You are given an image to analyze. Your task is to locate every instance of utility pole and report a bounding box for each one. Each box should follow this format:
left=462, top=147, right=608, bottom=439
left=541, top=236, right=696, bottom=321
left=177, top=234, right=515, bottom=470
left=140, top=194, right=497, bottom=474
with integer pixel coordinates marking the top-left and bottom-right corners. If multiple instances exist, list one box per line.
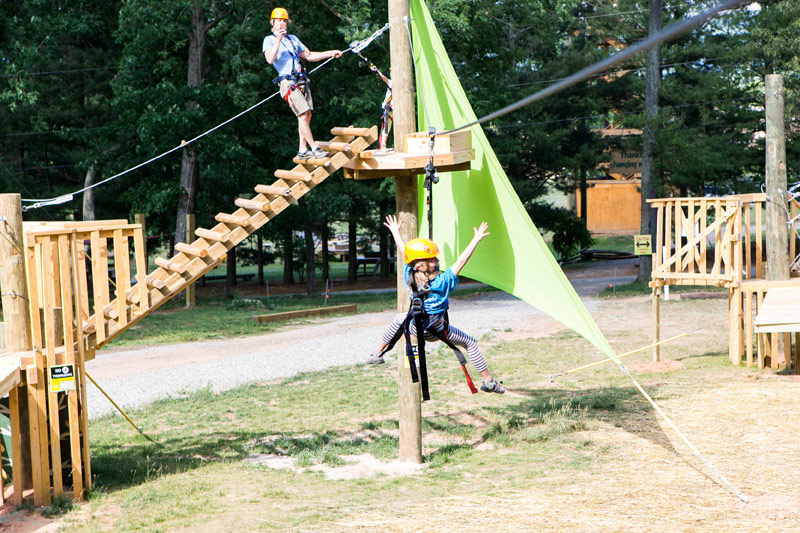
left=637, top=0, right=661, bottom=283
left=765, top=74, right=789, bottom=367
left=389, top=0, right=421, bottom=463
left=0, top=193, right=34, bottom=503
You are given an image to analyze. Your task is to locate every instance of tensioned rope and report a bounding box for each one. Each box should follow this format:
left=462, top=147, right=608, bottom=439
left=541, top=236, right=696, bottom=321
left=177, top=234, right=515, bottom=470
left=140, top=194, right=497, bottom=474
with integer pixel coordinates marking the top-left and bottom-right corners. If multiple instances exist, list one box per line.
left=20, top=23, right=391, bottom=212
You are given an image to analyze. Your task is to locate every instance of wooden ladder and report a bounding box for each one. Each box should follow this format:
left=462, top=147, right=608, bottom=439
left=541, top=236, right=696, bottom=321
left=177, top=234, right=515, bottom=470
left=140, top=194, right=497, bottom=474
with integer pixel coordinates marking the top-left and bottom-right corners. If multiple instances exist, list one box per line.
left=84, top=126, right=378, bottom=351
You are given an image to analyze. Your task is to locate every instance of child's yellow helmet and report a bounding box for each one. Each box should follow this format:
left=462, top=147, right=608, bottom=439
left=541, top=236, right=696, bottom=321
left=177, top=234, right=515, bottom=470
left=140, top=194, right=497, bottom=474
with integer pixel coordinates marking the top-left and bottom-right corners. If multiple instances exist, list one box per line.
left=403, top=238, right=439, bottom=264
left=271, top=7, right=289, bottom=20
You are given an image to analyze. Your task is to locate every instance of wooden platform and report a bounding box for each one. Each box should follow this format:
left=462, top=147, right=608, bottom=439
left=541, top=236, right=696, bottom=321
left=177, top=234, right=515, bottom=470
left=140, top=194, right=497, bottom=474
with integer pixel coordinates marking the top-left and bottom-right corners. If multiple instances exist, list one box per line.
left=342, top=130, right=474, bottom=180
left=755, top=287, right=800, bottom=333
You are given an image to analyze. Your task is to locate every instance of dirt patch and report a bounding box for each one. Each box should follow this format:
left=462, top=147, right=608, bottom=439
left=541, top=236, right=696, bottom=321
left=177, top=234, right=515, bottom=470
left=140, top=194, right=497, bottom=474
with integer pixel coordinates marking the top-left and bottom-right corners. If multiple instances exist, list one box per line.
left=246, top=453, right=426, bottom=480
left=627, top=359, right=683, bottom=373
left=740, top=494, right=800, bottom=520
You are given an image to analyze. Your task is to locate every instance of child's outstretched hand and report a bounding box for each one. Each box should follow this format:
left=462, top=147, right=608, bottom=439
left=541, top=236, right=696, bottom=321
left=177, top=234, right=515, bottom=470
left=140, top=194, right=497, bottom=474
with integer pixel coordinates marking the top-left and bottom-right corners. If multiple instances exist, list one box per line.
left=473, top=222, right=490, bottom=242
left=384, top=214, right=401, bottom=233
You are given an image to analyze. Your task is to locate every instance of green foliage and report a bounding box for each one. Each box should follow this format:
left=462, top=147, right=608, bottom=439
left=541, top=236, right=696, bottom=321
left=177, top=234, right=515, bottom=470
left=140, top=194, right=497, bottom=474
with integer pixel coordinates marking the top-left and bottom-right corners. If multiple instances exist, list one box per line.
left=40, top=494, right=75, bottom=517
left=526, top=202, right=593, bottom=259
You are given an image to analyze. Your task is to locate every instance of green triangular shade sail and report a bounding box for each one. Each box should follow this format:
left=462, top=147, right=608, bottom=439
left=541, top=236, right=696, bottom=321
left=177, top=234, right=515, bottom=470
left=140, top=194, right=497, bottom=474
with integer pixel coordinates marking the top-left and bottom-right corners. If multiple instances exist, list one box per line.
left=409, top=0, right=618, bottom=361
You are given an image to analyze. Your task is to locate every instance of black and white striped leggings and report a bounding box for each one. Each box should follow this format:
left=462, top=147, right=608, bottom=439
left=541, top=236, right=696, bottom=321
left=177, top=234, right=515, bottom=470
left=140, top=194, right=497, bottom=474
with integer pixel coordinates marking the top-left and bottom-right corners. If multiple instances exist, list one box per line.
left=380, top=312, right=488, bottom=372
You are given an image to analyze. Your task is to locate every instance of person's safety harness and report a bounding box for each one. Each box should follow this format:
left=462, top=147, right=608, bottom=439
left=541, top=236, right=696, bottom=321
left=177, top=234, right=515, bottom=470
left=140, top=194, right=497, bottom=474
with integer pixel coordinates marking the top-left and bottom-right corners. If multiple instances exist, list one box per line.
left=377, top=276, right=478, bottom=402
left=271, top=35, right=310, bottom=100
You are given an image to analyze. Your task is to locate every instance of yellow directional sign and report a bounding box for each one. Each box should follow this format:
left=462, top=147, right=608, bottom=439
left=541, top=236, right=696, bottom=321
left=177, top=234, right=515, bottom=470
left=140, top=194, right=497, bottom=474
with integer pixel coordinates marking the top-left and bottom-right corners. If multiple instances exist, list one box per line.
left=634, top=235, right=652, bottom=256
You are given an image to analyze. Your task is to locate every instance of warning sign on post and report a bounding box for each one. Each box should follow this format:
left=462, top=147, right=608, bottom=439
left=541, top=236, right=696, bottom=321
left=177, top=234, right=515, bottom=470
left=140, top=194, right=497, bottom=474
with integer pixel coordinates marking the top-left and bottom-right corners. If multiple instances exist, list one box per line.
left=403, top=344, right=420, bottom=368
left=634, top=235, right=652, bottom=256
left=49, top=364, right=76, bottom=393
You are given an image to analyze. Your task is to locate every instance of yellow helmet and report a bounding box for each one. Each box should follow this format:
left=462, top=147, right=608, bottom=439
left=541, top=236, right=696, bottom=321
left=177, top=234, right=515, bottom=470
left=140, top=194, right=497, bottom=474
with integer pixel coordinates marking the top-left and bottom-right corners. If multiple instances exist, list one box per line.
left=403, top=238, right=439, bottom=264
left=270, top=7, right=289, bottom=20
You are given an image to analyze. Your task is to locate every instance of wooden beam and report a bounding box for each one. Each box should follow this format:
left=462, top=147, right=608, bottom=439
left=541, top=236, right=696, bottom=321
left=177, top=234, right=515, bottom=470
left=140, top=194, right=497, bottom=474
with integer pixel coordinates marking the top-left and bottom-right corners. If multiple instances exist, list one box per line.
left=330, top=126, right=373, bottom=137
left=174, top=241, right=208, bottom=258
left=215, top=213, right=251, bottom=227
left=274, top=169, right=313, bottom=182
left=234, top=198, right=271, bottom=212
left=195, top=227, right=230, bottom=243
left=154, top=257, right=187, bottom=275
left=252, top=305, right=358, bottom=324
left=254, top=184, right=291, bottom=196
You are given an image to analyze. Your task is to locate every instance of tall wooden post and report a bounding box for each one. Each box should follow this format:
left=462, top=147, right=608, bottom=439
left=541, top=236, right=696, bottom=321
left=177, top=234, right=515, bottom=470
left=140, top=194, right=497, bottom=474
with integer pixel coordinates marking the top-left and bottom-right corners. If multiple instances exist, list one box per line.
left=390, top=0, right=421, bottom=463
left=185, top=214, right=196, bottom=307
left=134, top=213, right=147, bottom=263
left=0, top=194, right=34, bottom=503
left=765, top=74, right=789, bottom=367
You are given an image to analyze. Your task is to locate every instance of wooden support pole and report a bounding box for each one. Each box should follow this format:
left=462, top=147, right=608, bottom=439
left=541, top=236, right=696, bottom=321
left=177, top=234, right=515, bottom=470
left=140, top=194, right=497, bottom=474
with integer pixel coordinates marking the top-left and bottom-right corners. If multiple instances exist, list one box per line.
left=765, top=74, right=789, bottom=367
left=652, top=286, right=660, bottom=361
left=390, top=0, right=421, bottom=464
left=185, top=214, right=195, bottom=308
left=0, top=193, right=33, bottom=503
left=134, top=213, right=147, bottom=262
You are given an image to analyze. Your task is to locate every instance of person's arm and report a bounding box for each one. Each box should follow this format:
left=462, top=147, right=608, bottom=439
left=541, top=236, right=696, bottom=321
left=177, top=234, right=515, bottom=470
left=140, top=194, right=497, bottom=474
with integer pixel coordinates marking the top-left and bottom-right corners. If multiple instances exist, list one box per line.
left=384, top=214, right=405, bottom=251
left=370, top=64, right=389, bottom=85
left=449, top=222, right=489, bottom=276
left=264, top=33, right=283, bottom=64
left=299, top=49, right=343, bottom=62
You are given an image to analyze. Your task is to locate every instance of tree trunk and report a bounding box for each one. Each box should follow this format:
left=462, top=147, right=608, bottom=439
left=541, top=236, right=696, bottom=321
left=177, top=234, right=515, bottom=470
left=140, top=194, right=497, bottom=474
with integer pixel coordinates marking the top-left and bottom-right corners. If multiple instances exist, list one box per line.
left=256, top=231, right=264, bottom=283
left=301, top=200, right=315, bottom=296
left=379, top=199, right=390, bottom=278
left=578, top=168, right=587, bottom=222
left=636, top=0, right=662, bottom=282
left=175, top=4, right=207, bottom=246
left=82, top=165, right=96, bottom=221
left=224, top=244, right=237, bottom=299
left=347, top=203, right=358, bottom=282
left=283, top=226, right=294, bottom=284
left=321, top=222, right=330, bottom=283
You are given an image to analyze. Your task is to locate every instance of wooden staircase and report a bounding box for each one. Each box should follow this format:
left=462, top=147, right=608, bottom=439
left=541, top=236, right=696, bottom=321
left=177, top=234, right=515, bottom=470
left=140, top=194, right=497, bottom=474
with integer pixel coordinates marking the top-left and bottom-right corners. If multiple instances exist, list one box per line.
left=85, top=125, right=378, bottom=352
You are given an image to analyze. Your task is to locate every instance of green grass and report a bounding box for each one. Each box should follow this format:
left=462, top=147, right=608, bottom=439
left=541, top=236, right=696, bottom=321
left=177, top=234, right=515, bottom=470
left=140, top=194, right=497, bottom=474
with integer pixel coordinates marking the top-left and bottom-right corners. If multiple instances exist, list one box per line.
left=599, top=280, right=727, bottom=298
left=44, top=293, right=756, bottom=531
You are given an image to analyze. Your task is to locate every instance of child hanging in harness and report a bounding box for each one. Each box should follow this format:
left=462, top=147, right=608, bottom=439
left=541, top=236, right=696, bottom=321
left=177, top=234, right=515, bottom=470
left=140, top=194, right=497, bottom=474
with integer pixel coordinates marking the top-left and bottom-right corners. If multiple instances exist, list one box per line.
left=368, top=214, right=505, bottom=395
left=369, top=64, right=392, bottom=151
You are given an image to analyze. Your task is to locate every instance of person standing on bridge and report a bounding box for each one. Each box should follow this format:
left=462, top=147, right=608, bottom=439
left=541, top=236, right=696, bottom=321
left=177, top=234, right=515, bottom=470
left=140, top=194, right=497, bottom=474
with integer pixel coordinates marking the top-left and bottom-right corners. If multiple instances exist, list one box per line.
left=263, top=7, right=342, bottom=160
left=368, top=215, right=505, bottom=394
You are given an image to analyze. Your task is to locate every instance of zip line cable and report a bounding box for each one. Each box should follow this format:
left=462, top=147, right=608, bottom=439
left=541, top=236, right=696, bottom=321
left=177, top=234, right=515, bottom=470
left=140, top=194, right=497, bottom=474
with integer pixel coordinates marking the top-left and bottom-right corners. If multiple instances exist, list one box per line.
left=436, top=0, right=748, bottom=137
left=20, top=23, right=392, bottom=212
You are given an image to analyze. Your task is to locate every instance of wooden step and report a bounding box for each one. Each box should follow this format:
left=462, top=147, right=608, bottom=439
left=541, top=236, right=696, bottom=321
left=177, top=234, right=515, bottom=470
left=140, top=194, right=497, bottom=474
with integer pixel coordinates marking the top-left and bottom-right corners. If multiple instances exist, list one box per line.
left=146, top=276, right=166, bottom=290
left=331, top=126, right=373, bottom=137
left=317, top=141, right=351, bottom=153
left=196, top=228, right=230, bottom=243
left=175, top=242, right=209, bottom=258
left=215, top=213, right=252, bottom=227
left=255, top=184, right=291, bottom=196
left=234, top=198, right=270, bottom=212
left=292, top=156, right=332, bottom=167
left=155, top=257, right=187, bottom=274
left=274, top=169, right=312, bottom=182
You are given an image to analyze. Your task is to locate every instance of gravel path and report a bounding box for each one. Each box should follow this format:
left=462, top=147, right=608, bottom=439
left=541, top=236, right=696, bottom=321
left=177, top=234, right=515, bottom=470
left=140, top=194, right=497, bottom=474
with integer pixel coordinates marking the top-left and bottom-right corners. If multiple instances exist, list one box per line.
left=85, top=270, right=635, bottom=418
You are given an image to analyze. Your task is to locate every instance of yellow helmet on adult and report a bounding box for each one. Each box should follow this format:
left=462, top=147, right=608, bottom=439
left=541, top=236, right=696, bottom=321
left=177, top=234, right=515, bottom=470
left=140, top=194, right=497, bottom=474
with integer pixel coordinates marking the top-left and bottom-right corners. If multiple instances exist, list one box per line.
left=403, top=238, right=439, bottom=264
left=271, top=7, right=289, bottom=20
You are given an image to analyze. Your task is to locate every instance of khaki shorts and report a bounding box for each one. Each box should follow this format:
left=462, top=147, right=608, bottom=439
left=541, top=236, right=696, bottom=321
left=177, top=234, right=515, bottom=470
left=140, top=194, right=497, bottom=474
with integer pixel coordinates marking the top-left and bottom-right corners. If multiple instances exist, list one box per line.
left=279, top=79, right=313, bottom=116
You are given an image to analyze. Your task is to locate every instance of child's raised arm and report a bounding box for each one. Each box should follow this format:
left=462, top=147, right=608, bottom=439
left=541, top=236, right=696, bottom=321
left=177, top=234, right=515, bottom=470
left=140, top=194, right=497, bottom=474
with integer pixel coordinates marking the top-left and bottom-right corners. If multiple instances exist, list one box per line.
left=384, top=214, right=405, bottom=250
left=450, top=222, right=489, bottom=276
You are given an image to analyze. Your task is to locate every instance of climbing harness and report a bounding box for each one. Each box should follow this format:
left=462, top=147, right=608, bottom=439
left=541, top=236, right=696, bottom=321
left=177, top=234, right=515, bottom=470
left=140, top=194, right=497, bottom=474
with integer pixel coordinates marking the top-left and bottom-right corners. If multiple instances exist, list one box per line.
left=377, top=276, right=478, bottom=402
left=271, top=34, right=311, bottom=102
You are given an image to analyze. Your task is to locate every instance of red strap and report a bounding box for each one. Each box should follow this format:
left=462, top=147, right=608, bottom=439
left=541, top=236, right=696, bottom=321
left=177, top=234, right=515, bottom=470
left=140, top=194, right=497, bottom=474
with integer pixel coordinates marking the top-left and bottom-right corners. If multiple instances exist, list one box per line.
left=282, top=84, right=296, bottom=103
left=462, top=365, right=477, bottom=394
